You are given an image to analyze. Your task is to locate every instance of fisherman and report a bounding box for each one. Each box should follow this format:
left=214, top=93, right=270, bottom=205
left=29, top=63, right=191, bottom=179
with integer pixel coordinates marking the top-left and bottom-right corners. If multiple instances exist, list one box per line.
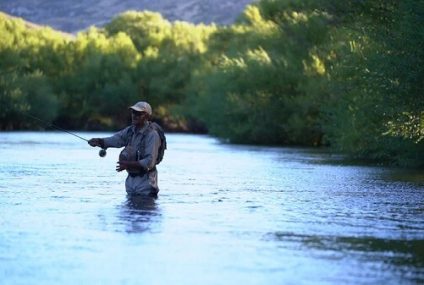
left=88, top=101, right=161, bottom=196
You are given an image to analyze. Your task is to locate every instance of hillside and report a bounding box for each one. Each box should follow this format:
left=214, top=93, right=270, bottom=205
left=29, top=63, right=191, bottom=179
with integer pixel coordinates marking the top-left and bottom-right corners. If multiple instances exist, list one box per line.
left=0, top=0, right=255, bottom=33
left=0, top=11, right=74, bottom=38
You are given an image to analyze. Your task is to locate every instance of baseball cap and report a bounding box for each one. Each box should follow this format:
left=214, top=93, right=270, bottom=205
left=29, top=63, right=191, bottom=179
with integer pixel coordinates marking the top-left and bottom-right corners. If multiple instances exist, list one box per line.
left=129, top=101, right=152, bottom=116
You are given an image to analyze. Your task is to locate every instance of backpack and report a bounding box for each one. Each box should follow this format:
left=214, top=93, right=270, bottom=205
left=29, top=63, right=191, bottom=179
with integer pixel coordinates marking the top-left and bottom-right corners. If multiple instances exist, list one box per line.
left=149, top=122, right=167, bottom=164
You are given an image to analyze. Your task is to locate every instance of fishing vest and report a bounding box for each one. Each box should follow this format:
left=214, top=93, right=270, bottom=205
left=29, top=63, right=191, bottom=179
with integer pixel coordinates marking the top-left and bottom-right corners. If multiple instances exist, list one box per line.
left=119, top=122, right=166, bottom=176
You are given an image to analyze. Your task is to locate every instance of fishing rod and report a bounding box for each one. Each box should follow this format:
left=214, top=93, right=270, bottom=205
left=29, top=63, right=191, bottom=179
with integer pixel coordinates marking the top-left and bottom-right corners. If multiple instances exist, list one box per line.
left=24, top=113, right=107, bottom=157
left=25, top=113, right=88, bottom=142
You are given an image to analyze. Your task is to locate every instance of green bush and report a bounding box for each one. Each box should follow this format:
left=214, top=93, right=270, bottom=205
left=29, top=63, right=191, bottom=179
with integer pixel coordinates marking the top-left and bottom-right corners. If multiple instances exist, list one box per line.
left=0, top=2, right=422, bottom=167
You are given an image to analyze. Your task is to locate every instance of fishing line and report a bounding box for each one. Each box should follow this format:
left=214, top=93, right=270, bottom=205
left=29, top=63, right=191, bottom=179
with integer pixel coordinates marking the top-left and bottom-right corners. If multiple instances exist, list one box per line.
left=24, top=113, right=88, bottom=142
left=24, top=112, right=107, bottom=157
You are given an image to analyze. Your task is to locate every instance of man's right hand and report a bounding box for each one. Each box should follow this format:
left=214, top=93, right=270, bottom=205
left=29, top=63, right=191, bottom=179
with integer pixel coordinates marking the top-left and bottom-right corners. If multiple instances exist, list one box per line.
left=88, top=138, right=102, bottom=147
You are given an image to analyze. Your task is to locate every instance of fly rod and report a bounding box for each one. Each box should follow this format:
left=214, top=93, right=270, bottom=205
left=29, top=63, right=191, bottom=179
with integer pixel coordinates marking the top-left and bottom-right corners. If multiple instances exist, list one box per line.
left=24, top=113, right=107, bottom=157
left=25, top=113, right=88, bottom=142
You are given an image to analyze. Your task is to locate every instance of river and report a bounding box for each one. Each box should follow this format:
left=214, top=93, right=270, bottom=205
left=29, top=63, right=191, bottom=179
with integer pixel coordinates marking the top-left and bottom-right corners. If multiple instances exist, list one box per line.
left=0, top=132, right=423, bottom=284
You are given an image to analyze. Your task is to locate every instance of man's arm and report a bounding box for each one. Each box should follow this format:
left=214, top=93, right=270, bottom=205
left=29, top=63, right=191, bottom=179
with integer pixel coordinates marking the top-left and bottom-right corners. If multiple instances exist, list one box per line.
left=88, top=127, right=131, bottom=149
left=138, top=130, right=160, bottom=170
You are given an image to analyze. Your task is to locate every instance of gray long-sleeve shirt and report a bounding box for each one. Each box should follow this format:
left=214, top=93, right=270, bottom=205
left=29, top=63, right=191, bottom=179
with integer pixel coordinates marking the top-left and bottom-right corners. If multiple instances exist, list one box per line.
left=102, top=121, right=161, bottom=194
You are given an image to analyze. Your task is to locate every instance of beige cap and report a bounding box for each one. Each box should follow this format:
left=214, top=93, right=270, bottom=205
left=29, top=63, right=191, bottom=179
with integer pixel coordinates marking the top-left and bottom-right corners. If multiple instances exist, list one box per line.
left=129, top=101, right=152, bottom=115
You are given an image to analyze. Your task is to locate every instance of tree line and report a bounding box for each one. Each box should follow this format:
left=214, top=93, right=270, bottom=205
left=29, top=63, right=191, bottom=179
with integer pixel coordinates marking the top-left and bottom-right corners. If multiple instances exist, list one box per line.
left=0, top=0, right=423, bottom=167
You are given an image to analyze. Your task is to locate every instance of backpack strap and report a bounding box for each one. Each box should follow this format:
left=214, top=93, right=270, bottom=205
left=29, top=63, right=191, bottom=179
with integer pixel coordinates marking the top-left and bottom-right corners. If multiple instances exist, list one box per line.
left=125, top=126, right=135, bottom=147
left=139, top=122, right=156, bottom=159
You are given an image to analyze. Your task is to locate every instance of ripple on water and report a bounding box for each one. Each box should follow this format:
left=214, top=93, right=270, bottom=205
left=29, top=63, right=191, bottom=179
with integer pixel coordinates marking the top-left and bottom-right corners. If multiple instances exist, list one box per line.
left=0, top=132, right=423, bottom=285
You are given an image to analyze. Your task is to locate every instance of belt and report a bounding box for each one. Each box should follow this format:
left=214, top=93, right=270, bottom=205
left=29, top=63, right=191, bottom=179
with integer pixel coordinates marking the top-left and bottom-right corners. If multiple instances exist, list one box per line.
left=128, top=166, right=156, bottom=177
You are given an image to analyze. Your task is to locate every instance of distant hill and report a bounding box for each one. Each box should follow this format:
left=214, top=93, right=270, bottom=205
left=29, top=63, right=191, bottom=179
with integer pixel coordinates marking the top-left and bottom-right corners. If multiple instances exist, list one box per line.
left=0, top=11, right=75, bottom=39
left=0, top=0, right=256, bottom=33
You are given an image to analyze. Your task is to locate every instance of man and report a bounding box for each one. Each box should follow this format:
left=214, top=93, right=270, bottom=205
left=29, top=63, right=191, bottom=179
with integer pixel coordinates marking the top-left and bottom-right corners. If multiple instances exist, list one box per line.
left=88, top=101, right=161, bottom=196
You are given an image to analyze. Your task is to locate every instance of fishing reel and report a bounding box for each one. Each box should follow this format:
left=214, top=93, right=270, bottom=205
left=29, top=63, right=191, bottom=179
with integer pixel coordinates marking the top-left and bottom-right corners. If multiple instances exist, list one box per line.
left=99, top=148, right=107, bottom=157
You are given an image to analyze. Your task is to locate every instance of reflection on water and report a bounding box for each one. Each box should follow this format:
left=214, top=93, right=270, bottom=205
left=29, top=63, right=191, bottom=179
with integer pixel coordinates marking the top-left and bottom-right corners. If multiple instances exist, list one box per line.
left=267, top=232, right=424, bottom=268
left=382, top=169, right=424, bottom=183
left=118, top=195, right=161, bottom=234
left=0, top=132, right=423, bottom=285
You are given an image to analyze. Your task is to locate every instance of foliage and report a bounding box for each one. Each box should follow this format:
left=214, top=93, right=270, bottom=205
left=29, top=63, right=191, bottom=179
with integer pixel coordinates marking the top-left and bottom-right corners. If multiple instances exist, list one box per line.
left=322, top=0, right=424, bottom=166
left=0, top=13, right=64, bottom=129
left=0, top=2, right=422, bottom=167
left=183, top=2, right=330, bottom=145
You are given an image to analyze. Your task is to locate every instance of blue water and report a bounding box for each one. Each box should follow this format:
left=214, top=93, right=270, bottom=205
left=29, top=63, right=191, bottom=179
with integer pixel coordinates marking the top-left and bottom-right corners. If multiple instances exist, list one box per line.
left=0, top=132, right=423, bottom=284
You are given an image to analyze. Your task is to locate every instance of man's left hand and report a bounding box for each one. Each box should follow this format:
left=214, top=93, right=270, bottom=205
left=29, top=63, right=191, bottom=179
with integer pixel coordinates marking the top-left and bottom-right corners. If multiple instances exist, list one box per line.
left=116, top=161, right=141, bottom=172
left=116, top=161, right=127, bottom=172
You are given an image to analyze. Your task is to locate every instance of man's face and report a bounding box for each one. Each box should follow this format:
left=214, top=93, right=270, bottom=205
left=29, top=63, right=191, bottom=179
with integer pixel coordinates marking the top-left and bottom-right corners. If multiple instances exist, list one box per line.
left=131, top=110, right=147, bottom=126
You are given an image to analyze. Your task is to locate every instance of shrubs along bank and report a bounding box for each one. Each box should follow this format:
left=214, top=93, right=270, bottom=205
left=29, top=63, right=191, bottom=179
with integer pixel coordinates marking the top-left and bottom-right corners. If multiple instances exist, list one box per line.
left=0, top=0, right=422, bottom=167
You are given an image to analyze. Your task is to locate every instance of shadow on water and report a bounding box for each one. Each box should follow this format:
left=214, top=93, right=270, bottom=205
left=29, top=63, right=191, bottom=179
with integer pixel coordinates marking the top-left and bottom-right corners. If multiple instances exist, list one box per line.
left=265, top=231, right=424, bottom=281
left=118, top=195, right=161, bottom=234
left=380, top=169, right=424, bottom=184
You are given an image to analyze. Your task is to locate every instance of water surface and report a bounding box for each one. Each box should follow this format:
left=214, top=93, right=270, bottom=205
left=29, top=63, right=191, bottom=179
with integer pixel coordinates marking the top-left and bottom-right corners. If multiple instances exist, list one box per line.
left=0, top=132, right=423, bottom=284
